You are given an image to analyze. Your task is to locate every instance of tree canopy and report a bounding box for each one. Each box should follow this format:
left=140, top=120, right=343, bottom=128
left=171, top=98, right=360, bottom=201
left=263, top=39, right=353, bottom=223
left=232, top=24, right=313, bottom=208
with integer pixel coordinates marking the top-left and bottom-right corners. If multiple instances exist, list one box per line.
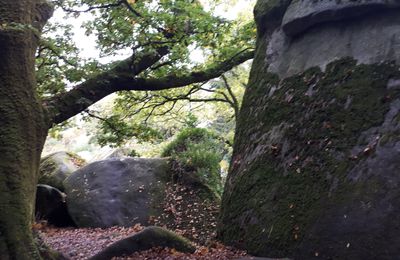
left=37, top=0, right=255, bottom=130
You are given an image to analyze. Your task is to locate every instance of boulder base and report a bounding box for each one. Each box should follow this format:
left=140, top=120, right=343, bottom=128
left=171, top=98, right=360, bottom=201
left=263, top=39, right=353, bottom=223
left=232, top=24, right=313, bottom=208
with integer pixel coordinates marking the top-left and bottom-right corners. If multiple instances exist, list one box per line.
left=35, top=184, right=75, bottom=227
left=89, top=226, right=195, bottom=260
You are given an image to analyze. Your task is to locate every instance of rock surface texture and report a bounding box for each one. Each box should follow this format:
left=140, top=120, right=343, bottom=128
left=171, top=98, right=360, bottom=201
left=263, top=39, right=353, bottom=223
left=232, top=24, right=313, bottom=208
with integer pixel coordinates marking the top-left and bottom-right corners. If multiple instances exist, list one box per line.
left=64, top=158, right=169, bottom=228
left=218, top=1, right=400, bottom=259
left=35, top=184, right=75, bottom=227
left=39, top=151, right=84, bottom=191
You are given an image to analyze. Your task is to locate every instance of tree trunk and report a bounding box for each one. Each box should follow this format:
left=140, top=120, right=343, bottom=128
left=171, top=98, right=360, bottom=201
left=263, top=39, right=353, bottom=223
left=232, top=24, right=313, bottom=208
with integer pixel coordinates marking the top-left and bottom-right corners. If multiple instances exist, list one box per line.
left=0, top=1, right=50, bottom=259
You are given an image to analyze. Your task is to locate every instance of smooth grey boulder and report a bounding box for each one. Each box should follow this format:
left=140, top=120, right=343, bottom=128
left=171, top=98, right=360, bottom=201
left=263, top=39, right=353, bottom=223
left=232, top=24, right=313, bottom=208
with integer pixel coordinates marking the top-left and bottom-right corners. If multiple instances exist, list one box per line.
left=35, top=184, right=75, bottom=227
left=39, top=151, right=84, bottom=191
left=89, top=226, right=195, bottom=260
left=64, top=158, right=169, bottom=228
left=282, top=0, right=400, bottom=36
left=266, top=9, right=400, bottom=78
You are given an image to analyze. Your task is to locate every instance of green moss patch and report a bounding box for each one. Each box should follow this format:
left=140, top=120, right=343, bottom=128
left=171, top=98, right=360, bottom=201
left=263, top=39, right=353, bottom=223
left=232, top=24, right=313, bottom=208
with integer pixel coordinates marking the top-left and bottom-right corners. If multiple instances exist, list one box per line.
left=219, top=57, right=400, bottom=257
left=162, top=128, right=225, bottom=199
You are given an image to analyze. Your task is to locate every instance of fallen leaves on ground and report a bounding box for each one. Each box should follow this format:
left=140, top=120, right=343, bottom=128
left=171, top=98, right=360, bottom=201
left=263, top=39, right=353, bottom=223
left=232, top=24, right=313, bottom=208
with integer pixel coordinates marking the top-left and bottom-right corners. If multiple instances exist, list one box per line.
left=38, top=182, right=245, bottom=259
left=149, top=182, right=220, bottom=244
left=38, top=225, right=247, bottom=260
left=38, top=225, right=144, bottom=259
left=113, top=245, right=247, bottom=259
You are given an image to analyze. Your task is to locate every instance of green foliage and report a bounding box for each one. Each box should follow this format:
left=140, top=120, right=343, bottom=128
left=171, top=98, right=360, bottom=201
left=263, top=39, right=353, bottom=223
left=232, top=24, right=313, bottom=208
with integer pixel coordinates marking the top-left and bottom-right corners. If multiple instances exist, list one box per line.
left=162, top=128, right=221, bottom=156
left=36, top=21, right=102, bottom=98
left=128, top=149, right=141, bottom=157
left=51, top=0, right=255, bottom=78
left=161, top=128, right=225, bottom=197
left=183, top=113, right=199, bottom=128
left=38, top=0, right=256, bottom=94
left=40, top=0, right=255, bottom=155
left=47, top=120, right=74, bottom=140
left=87, top=114, right=162, bottom=147
left=96, top=63, right=249, bottom=147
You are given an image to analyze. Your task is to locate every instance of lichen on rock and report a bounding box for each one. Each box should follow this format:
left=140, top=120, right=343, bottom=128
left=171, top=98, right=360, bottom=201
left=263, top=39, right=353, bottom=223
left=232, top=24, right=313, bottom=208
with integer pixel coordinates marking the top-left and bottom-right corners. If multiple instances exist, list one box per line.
left=39, top=151, right=85, bottom=191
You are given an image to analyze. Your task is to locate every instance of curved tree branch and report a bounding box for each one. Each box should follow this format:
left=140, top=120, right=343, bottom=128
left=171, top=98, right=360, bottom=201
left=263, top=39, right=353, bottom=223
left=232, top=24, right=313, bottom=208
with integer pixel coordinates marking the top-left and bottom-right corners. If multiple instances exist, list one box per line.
left=45, top=46, right=169, bottom=124
left=45, top=49, right=254, bottom=125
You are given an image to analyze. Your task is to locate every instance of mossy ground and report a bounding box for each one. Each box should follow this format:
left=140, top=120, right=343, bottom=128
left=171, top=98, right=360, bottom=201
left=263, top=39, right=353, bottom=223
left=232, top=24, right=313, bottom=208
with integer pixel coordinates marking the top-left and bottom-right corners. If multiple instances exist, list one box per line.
left=219, top=56, right=400, bottom=257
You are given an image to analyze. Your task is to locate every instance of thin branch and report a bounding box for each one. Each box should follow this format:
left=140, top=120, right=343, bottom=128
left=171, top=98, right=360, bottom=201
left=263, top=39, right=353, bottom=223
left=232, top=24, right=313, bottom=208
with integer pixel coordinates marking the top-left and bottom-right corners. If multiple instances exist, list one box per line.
left=37, top=40, right=78, bottom=67
left=57, top=1, right=124, bottom=13
left=121, top=0, right=143, bottom=18
left=221, top=74, right=239, bottom=119
left=149, top=61, right=174, bottom=71
left=132, top=40, right=179, bottom=52
left=85, top=110, right=125, bottom=138
left=154, top=101, right=178, bottom=117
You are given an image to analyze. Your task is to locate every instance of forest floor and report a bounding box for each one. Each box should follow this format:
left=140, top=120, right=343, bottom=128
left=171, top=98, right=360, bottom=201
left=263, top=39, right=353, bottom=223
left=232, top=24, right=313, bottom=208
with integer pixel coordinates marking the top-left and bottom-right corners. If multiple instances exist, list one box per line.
left=36, top=183, right=250, bottom=259
left=37, top=225, right=248, bottom=259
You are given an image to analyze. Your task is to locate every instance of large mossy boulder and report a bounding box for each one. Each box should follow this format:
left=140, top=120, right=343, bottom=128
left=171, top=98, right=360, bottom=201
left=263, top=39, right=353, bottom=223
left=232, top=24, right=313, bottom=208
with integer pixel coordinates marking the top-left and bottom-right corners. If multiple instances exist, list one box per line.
left=64, top=158, right=169, bottom=227
left=39, top=151, right=85, bottom=191
left=218, top=1, right=400, bottom=259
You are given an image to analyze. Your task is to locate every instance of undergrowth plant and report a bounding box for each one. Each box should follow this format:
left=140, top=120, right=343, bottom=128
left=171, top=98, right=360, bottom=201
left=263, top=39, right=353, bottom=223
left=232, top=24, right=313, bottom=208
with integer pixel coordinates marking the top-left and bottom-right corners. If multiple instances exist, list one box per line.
left=161, top=128, right=225, bottom=198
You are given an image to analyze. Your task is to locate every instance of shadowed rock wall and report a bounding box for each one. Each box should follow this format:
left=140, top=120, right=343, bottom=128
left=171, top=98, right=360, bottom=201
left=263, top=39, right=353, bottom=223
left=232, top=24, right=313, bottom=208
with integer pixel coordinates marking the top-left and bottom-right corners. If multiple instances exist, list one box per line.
left=218, top=1, right=400, bottom=259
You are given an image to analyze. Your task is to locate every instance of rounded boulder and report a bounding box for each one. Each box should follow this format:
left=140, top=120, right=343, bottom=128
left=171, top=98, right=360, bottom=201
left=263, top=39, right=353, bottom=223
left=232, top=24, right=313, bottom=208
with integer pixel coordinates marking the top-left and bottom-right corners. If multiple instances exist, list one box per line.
left=64, top=158, right=168, bottom=228
left=39, top=151, right=85, bottom=191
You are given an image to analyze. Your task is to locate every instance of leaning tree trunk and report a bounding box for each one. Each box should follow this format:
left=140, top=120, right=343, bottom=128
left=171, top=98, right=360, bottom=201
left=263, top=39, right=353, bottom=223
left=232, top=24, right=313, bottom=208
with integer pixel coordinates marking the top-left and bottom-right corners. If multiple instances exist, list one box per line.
left=0, top=1, right=51, bottom=259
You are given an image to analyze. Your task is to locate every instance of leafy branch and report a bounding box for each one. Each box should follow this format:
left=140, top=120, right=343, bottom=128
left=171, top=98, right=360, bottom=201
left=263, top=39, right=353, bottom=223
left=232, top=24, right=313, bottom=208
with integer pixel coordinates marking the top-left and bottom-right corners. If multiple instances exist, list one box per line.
left=45, top=48, right=254, bottom=125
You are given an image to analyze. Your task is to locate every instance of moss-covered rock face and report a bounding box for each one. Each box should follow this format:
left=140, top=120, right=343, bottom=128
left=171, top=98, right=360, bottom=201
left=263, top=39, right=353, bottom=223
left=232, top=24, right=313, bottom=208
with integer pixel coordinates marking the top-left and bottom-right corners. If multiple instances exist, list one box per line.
left=39, top=151, right=85, bottom=191
left=218, top=1, right=400, bottom=259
